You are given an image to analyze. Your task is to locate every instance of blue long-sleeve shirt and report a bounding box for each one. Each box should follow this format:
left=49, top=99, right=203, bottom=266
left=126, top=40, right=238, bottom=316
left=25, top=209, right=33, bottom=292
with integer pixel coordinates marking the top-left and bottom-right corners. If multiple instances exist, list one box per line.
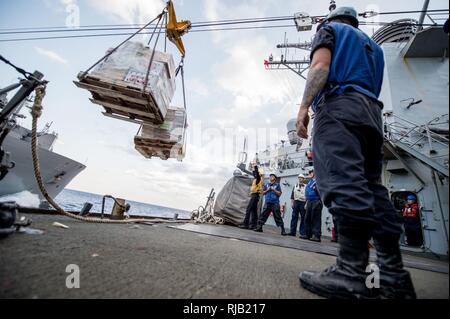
left=305, top=179, right=320, bottom=201
left=264, top=182, right=282, bottom=204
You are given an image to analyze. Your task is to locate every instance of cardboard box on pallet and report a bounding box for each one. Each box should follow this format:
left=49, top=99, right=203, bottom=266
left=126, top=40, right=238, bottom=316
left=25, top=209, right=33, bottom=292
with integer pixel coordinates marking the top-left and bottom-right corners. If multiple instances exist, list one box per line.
left=87, top=41, right=176, bottom=121
left=134, top=107, right=187, bottom=161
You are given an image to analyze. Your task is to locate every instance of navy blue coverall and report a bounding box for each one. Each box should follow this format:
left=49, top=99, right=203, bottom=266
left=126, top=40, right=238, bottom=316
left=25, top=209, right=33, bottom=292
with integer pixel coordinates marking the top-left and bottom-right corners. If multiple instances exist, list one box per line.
left=310, top=22, right=403, bottom=239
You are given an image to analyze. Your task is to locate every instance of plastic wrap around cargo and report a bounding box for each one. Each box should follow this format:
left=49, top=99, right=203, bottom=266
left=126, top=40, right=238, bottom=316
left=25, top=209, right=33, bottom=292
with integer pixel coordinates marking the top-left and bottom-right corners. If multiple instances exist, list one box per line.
left=82, top=41, right=176, bottom=121
left=134, top=107, right=187, bottom=161
left=139, top=108, right=186, bottom=143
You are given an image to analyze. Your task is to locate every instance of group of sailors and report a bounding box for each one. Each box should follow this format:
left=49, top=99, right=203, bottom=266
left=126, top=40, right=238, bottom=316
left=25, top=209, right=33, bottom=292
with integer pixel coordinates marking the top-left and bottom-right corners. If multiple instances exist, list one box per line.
left=239, top=165, right=326, bottom=243
left=239, top=164, right=423, bottom=248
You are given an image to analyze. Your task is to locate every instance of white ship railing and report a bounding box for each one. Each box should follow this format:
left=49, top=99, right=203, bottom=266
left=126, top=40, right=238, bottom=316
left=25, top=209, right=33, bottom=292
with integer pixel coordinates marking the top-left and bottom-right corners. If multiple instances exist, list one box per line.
left=384, top=113, right=449, bottom=176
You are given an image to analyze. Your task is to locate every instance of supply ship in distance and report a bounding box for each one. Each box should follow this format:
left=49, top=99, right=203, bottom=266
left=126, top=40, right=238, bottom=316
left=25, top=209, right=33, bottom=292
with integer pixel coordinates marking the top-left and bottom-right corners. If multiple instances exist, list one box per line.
left=0, top=95, right=86, bottom=202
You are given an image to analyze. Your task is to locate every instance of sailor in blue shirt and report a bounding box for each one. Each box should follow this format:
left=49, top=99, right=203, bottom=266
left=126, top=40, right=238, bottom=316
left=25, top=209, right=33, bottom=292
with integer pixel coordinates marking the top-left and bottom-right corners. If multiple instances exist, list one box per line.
left=296, top=7, right=415, bottom=299
left=304, top=171, right=323, bottom=242
left=254, top=173, right=287, bottom=236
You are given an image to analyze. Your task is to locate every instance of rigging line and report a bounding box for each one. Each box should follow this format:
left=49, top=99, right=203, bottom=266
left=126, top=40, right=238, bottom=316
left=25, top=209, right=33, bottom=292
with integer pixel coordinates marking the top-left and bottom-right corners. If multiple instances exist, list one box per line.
left=191, top=17, right=294, bottom=28
left=164, top=13, right=168, bottom=53
left=146, top=12, right=164, bottom=46
left=192, top=9, right=449, bottom=27
left=0, top=24, right=298, bottom=42
left=359, top=21, right=441, bottom=26
left=0, top=15, right=296, bottom=33
left=376, top=8, right=449, bottom=16
left=81, top=11, right=165, bottom=76
left=143, top=13, right=165, bottom=93
left=0, top=8, right=448, bottom=33
left=0, top=21, right=445, bottom=43
left=0, top=26, right=166, bottom=35
left=1, top=9, right=448, bottom=35
left=0, top=20, right=442, bottom=37
left=0, top=17, right=296, bottom=35
left=0, top=54, right=33, bottom=79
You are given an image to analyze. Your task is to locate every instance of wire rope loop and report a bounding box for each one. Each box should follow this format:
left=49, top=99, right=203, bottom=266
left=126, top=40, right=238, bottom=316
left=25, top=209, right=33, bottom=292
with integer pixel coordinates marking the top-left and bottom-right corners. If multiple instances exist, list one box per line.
left=81, top=9, right=167, bottom=78
left=0, top=54, right=33, bottom=80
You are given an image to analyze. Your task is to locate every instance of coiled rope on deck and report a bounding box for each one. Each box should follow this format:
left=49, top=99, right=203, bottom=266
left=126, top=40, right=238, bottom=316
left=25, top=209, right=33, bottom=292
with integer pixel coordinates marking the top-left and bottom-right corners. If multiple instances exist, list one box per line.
left=30, top=85, right=149, bottom=224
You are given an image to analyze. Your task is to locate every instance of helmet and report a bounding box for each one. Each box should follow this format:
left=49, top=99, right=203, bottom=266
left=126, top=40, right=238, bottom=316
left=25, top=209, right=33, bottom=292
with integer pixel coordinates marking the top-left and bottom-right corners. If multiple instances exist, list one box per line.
left=326, top=7, right=359, bottom=28
left=298, top=174, right=306, bottom=179
left=407, top=195, right=417, bottom=202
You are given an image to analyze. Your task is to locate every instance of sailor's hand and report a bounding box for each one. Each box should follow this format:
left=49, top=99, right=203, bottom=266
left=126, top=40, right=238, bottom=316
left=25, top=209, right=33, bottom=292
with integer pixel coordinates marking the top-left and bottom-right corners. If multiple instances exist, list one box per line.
left=297, top=106, right=310, bottom=139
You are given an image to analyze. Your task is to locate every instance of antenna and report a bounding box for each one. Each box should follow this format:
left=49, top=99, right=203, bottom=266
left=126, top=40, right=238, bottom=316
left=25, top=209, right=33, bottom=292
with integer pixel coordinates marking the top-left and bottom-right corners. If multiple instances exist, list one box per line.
left=418, top=0, right=430, bottom=31
left=238, top=137, right=248, bottom=165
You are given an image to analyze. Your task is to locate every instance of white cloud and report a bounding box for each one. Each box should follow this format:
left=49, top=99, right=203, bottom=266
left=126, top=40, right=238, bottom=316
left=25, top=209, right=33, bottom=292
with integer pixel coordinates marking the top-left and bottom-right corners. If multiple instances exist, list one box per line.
left=60, top=0, right=76, bottom=5
left=119, top=154, right=232, bottom=210
left=88, top=0, right=166, bottom=25
left=34, top=47, right=69, bottom=65
left=203, top=0, right=304, bottom=127
left=189, top=78, right=209, bottom=96
left=42, top=0, right=77, bottom=12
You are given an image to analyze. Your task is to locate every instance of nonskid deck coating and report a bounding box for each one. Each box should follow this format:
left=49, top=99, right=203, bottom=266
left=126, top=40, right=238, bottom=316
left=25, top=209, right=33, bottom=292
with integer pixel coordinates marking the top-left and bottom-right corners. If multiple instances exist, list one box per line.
left=0, top=214, right=448, bottom=299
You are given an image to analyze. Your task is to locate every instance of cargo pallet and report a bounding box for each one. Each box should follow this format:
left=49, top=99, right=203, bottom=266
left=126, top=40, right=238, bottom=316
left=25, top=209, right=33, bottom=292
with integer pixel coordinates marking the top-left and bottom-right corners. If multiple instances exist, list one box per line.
left=74, top=73, right=165, bottom=125
left=134, top=136, right=184, bottom=161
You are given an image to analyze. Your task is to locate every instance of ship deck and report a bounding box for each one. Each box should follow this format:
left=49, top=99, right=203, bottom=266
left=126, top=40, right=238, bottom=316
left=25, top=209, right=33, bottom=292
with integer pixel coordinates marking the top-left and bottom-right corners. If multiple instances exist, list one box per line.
left=0, top=213, right=448, bottom=299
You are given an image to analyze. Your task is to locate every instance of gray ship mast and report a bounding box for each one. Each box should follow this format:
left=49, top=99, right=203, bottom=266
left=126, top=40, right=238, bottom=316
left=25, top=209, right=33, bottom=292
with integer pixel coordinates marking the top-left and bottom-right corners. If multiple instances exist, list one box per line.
left=264, top=1, right=338, bottom=78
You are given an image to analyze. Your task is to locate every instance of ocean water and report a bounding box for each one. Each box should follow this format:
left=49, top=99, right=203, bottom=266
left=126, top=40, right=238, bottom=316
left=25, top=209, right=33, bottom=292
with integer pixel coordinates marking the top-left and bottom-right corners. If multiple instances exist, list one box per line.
left=55, top=189, right=191, bottom=219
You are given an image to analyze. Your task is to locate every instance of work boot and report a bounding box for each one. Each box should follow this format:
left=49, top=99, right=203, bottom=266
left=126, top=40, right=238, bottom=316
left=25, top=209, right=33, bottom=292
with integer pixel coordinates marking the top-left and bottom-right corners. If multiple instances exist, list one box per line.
left=238, top=224, right=249, bottom=230
left=280, top=226, right=287, bottom=236
left=253, top=225, right=263, bottom=233
left=299, top=233, right=377, bottom=299
left=310, top=235, right=321, bottom=242
left=373, top=237, right=417, bottom=299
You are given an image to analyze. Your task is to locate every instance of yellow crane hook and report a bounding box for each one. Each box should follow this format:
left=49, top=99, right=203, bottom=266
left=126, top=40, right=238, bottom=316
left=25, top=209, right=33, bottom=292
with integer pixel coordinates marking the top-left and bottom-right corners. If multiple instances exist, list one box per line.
left=166, top=0, right=191, bottom=57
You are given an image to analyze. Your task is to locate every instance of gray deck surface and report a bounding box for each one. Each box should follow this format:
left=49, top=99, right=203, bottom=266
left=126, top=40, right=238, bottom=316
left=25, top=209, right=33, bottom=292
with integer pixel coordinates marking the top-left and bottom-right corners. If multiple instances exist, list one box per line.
left=0, top=214, right=448, bottom=299
left=172, top=224, right=449, bottom=274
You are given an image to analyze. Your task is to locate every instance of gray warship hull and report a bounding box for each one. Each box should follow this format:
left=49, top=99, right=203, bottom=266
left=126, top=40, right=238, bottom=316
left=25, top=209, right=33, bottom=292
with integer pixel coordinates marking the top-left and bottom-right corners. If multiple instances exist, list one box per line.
left=0, top=125, right=86, bottom=201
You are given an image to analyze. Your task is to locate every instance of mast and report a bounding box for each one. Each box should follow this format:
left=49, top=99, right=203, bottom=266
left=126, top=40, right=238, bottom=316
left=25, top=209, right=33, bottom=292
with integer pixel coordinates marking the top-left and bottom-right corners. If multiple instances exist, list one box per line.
left=417, top=0, right=430, bottom=31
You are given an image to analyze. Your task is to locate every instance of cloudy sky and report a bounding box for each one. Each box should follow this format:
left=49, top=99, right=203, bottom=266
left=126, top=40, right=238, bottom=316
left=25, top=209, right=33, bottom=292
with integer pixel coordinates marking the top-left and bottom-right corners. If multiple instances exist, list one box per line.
left=0, top=0, right=447, bottom=211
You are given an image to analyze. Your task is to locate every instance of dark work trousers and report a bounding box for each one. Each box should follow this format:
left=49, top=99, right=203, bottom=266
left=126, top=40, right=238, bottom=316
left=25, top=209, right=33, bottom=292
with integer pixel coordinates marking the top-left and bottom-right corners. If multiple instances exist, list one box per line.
left=258, top=202, right=285, bottom=228
left=305, top=200, right=323, bottom=238
left=404, top=217, right=423, bottom=247
left=243, top=193, right=260, bottom=228
left=313, top=92, right=403, bottom=239
left=290, top=200, right=306, bottom=236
